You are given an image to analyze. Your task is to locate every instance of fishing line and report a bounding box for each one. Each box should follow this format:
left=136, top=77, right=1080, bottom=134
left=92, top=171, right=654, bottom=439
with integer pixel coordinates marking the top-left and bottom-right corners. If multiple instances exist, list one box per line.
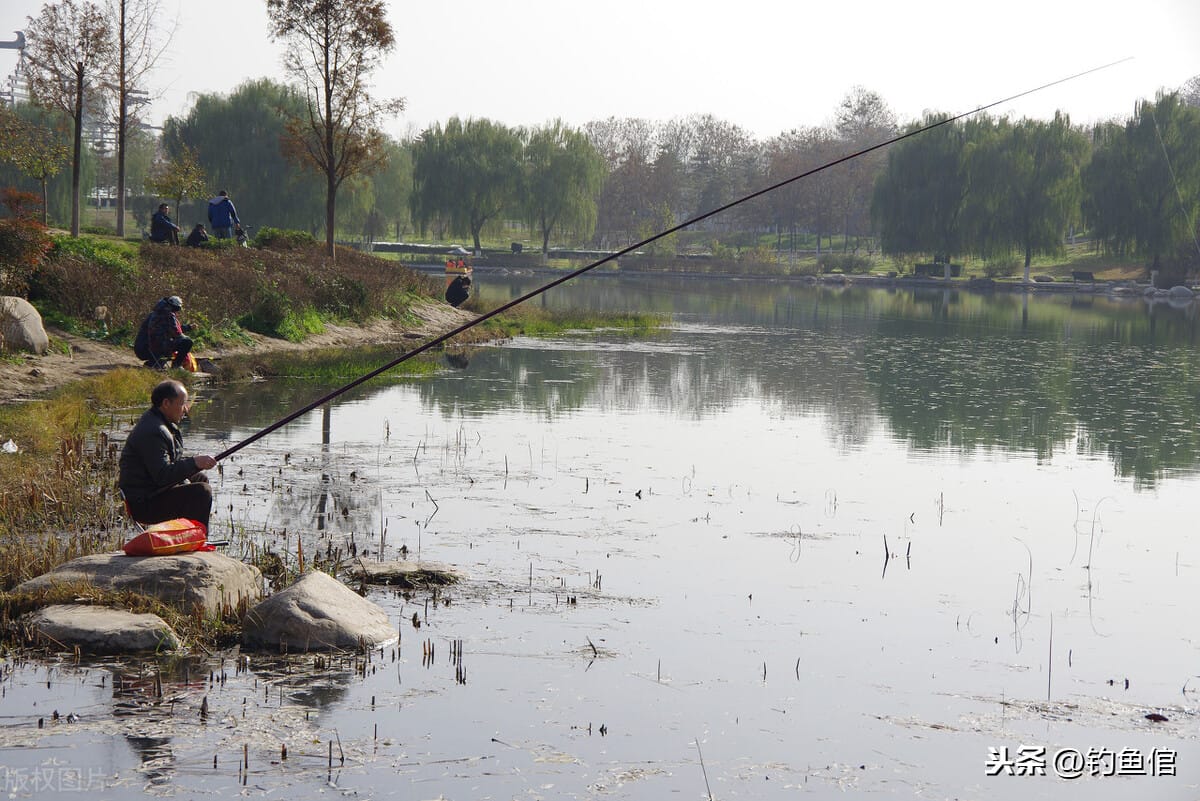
left=215, top=58, right=1131, bottom=462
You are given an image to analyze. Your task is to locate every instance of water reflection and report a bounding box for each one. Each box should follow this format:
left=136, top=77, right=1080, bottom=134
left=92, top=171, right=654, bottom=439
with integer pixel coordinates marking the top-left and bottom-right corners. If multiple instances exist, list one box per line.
left=199, top=278, right=1200, bottom=491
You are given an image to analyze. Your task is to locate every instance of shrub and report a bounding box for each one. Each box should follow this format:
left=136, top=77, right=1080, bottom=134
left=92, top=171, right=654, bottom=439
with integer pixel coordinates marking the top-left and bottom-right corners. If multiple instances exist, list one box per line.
left=240, top=282, right=292, bottom=336
left=710, top=240, right=737, bottom=260
left=984, top=259, right=1019, bottom=278
left=0, top=218, right=53, bottom=296
left=80, top=224, right=115, bottom=236
left=275, top=306, right=325, bottom=343
left=1, top=188, right=42, bottom=220
left=818, top=253, right=872, bottom=274
left=49, top=235, right=137, bottom=279
left=253, top=227, right=316, bottom=250
left=740, top=245, right=778, bottom=265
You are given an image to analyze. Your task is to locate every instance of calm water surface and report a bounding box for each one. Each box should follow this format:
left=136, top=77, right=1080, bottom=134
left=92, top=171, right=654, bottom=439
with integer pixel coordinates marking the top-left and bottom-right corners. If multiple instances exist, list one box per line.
left=4, top=277, right=1198, bottom=799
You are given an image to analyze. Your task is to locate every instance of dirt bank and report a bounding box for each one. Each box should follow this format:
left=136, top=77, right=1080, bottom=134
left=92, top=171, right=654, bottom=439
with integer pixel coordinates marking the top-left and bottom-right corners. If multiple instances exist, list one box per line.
left=0, top=300, right=473, bottom=404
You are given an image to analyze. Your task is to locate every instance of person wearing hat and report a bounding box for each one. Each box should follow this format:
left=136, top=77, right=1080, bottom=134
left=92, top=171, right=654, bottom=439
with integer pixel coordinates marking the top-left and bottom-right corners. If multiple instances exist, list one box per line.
left=119, top=379, right=216, bottom=529
left=207, top=189, right=241, bottom=240
left=149, top=203, right=180, bottom=245
left=145, top=295, right=195, bottom=369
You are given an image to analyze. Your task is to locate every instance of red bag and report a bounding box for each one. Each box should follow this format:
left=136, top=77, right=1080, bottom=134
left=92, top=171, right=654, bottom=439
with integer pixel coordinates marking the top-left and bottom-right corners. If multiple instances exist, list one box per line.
left=123, top=518, right=213, bottom=556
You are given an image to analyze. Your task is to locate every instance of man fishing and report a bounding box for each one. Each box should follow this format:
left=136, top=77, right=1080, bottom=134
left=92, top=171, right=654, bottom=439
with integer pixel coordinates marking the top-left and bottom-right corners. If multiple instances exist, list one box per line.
left=119, top=380, right=217, bottom=529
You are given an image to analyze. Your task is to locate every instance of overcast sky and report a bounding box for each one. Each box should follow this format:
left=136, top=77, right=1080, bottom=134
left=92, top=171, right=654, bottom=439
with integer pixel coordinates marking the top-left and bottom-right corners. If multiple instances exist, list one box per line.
left=2, top=0, right=1198, bottom=141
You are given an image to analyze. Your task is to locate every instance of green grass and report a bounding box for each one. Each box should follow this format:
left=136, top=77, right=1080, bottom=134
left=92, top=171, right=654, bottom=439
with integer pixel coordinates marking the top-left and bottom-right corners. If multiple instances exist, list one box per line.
left=0, top=367, right=177, bottom=588
left=50, top=234, right=138, bottom=278
left=217, top=344, right=443, bottom=382
left=476, top=306, right=668, bottom=339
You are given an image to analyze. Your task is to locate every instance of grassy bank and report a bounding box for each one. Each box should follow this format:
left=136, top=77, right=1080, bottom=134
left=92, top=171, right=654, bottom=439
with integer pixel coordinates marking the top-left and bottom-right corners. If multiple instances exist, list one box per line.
left=28, top=230, right=443, bottom=347
left=0, top=369, right=167, bottom=587
left=0, top=233, right=671, bottom=650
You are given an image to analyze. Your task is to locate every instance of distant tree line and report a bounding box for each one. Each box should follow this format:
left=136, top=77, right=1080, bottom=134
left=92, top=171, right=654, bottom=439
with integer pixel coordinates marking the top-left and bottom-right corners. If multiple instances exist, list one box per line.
left=1, top=2, right=1197, bottom=275
left=873, top=92, right=1200, bottom=280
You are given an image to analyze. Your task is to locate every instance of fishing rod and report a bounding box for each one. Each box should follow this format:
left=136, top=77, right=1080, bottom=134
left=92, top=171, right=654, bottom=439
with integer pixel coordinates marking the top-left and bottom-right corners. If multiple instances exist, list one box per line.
left=215, top=58, right=1130, bottom=462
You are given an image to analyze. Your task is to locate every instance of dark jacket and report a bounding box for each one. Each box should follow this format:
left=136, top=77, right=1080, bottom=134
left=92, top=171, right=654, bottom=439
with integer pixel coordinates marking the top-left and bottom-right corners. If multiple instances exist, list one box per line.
left=445, top=276, right=470, bottom=308
left=185, top=227, right=209, bottom=247
left=207, top=196, right=239, bottom=228
left=147, top=298, right=183, bottom=355
left=149, top=210, right=179, bottom=242
left=118, top=407, right=199, bottom=504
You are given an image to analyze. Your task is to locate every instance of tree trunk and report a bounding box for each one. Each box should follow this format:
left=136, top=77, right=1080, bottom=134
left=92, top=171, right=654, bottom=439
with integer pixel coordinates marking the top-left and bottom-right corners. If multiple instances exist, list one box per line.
left=70, top=62, right=84, bottom=237
left=116, top=1, right=127, bottom=237
left=40, top=177, right=49, bottom=227
left=325, top=172, right=336, bottom=258
left=323, top=39, right=336, bottom=259
left=1023, top=243, right=1032, bottom=283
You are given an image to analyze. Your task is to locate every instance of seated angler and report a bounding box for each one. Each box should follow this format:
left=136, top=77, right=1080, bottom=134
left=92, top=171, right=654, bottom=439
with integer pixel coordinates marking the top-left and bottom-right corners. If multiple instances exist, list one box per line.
left=118, top=380, right=217, bottom=529
left=149, top=203, right=180, bottom=245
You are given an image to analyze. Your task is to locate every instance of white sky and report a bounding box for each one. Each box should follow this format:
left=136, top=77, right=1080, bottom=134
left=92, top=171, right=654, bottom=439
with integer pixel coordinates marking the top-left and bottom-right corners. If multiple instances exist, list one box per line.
left=2, top=0, right=1198, bottom=141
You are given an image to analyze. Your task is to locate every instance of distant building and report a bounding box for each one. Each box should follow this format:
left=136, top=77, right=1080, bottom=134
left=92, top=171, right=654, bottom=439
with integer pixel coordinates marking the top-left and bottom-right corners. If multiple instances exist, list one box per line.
left=0, top=31, right=28, bottom=107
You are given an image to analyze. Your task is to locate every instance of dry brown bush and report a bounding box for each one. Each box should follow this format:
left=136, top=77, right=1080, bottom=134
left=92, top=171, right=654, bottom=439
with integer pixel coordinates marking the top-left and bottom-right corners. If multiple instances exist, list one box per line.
left=31, top=241, right=441, bottom=335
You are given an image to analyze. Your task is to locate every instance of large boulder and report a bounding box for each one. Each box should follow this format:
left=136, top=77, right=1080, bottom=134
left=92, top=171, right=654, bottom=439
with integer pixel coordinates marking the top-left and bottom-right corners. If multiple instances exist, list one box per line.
left=0, top=296, right=49, bottom=355
left=17, top=552, right=262, bottom=616
left=1168, top=285, right=1195, bottom=299
left=242, top=570, right=396, bottom=652
left=25, top=604, right=180, bottom=654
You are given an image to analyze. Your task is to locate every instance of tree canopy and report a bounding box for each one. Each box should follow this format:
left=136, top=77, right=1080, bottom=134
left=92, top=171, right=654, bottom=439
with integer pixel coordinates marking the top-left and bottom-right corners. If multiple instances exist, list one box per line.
left=24, top=0, right=113, bottom=236
left=266, top=0, right=403, bottom=257
left=411, top=117, right=523, bottom=254
left=520, top=120, right=605, bottom=256
left=1083, top=92, right=1200, bottom=274
left=162, top=78, right=325, bottom=231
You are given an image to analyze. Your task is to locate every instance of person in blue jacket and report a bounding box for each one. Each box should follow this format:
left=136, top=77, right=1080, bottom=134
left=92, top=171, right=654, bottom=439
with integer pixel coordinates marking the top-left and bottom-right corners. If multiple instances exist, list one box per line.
left=207, top=190, right=241, bottom=239
left=149, top=203, right=180, bottom=245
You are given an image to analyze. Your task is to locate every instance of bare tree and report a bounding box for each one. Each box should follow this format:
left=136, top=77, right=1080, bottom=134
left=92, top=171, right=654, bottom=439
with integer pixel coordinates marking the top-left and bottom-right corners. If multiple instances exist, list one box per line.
left=24, top=0, right=113, bottom=236
left=267, top=0, right=403, bottom=258
left=107, top=0, right=172, bottom=237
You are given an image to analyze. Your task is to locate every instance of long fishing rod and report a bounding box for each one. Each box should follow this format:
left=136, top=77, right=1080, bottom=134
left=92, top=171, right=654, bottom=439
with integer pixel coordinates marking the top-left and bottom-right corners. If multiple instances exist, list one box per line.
left=215, top=58, right=1130, bottom=462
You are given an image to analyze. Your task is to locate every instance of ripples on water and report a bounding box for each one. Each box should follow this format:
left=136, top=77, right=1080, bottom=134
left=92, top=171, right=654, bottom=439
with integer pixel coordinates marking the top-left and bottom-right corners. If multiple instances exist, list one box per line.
left=8, top=279, right=1198, bottom=799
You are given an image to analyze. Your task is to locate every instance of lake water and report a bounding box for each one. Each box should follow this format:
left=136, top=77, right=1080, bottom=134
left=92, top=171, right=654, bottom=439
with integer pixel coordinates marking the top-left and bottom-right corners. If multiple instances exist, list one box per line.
left=4, top=276, right=1198, bottom=799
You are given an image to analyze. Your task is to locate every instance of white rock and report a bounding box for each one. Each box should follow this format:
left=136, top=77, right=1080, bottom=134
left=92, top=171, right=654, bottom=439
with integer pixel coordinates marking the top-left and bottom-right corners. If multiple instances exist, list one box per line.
left=26, top=604, right=180, bottom=653
left=0, top=296, right=49, bottom=355
left=17, top=551, right=262, bottom=616
left=242, top=570, right=396, bottom=652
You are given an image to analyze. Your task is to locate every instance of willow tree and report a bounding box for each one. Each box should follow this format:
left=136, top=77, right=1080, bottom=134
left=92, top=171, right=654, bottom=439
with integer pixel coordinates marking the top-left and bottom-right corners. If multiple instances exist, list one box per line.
left=521, top=120, right=605, bottom=257
left=266, top=0, right=403, bottom=258
left=411, top=117, right=522, bottom=254
left=965, top=114, right=1087, bottom=282
left=24, top=0, right=113, bottom=236
left=1083, top=93, right=1200, bottom=274
left=872, top=113, right=968, bottom=273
